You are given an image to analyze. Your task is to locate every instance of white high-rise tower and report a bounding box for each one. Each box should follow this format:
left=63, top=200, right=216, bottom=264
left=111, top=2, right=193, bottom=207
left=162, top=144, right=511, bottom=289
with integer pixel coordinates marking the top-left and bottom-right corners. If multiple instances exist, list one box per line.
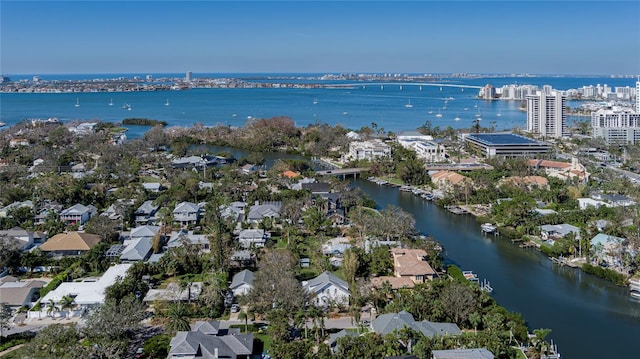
left=636, top=76, right=640, bottom=113
left=526, top=90, right=566, bottom=138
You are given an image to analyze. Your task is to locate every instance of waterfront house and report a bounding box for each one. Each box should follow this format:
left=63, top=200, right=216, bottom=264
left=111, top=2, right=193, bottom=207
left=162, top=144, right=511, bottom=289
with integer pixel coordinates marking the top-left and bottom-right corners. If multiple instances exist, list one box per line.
left=390, top=248, right=437, bottom=283
left=372, top=310, right=461, bottom=338
left=59, top=203, right=96, bottom=226
left=240, top=163, right=260, bottom=175
left=302, top=271, right=350, bottom=307
left=229, top=269, right=254, bottom=296
left=590, top=233, right=626, bottom=267
left=540, top=224, right=581, bottom=242
left=237, top=228, right=270, bottom=249
left=134, top=200, right=159, bottom=225
left=39, top=231, right=102, bottom=257
left=430, top=171, right=472, bottom=193
left=173, top=201, right=202, bottom=226
left=167, top=320, right=254, bottom=359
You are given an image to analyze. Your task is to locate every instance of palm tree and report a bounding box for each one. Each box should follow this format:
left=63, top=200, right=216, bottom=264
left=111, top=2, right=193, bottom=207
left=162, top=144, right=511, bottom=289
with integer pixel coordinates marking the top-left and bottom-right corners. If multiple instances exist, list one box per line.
left=166, top=303, right=191, bottom=334
left=238, top=310, right=249, bottom=334
left=58, top=295, right=75, bottom=318
left=46, top=299, right=59, bottom=318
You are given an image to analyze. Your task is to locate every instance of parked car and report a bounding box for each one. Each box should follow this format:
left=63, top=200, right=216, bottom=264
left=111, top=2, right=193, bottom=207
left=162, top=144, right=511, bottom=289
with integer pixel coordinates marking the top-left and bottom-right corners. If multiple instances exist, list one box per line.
left=230, top=304, right=240, bottom=313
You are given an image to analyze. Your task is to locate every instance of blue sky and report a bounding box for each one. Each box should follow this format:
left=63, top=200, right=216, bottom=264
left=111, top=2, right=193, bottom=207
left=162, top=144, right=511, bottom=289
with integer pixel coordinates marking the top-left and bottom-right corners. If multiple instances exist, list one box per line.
left=1, top=1, right=639, bottom=75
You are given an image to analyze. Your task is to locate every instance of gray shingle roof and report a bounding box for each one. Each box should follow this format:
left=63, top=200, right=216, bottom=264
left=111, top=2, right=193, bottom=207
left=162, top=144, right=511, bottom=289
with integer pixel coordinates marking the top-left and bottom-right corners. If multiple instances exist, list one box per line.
left=230, top=270, right=254, bottom=290
left=372, top=310, right=462, bottom=338
left=303, top=271, right=350, bottom=295
left=168, top=331, right=253, bottom=358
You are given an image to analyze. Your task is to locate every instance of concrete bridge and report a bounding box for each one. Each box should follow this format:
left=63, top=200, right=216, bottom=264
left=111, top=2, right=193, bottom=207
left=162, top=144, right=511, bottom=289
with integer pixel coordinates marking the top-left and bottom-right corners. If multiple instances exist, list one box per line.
left=316, top=167, right=367, bottom=178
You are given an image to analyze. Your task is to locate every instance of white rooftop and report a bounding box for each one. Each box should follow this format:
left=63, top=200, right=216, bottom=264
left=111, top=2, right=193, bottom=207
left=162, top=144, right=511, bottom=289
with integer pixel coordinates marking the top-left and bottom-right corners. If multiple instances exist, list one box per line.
left=41, top=263, right=132, bottom=306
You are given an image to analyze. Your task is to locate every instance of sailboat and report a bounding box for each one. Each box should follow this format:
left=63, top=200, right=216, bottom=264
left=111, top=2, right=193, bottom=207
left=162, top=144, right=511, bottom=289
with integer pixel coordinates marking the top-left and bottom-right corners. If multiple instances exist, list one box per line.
left=109, top=98, right=114, bottom=106
left=313, top=98, right=318, bottom=105
left=405, top=99, right=413, bottom=108
left=400, top=85, right=403, bottom=91
left=428, top=107, right=434, bottom=114
left=75, top=98, right=80, bottom=107
left=165, top=98, right=170, bottom=106
left=435, top=109, right=443, bottom=118
left=497, top=109, right=502, bottom=117
left=454, top=113, right=461, bottom=121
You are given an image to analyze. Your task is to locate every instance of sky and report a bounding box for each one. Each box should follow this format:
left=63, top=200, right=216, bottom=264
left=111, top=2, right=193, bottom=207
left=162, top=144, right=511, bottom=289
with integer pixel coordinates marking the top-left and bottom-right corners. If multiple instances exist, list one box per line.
left=1, top=0, right=639, bottom=75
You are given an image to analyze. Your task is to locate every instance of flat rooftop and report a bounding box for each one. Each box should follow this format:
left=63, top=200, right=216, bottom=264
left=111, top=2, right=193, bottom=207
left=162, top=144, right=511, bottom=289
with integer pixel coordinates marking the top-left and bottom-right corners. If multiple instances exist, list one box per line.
left=466, top=133, right=543, bottom=146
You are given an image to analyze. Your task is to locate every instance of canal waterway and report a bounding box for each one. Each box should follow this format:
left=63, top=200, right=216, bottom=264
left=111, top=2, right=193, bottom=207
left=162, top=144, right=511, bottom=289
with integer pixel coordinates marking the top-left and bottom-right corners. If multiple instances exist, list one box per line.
left=353, top=178, right=640, bottom=359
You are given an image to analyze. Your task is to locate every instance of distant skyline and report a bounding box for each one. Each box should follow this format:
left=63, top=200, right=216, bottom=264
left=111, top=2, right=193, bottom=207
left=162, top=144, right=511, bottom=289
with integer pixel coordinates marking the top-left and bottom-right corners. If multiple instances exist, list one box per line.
left=1, top=1, right=639, bottom=76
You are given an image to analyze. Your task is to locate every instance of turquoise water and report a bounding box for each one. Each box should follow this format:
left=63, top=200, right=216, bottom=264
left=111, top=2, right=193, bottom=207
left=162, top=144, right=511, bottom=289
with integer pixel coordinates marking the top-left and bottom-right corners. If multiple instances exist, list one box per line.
left=1, top=76, right=635, bottom=137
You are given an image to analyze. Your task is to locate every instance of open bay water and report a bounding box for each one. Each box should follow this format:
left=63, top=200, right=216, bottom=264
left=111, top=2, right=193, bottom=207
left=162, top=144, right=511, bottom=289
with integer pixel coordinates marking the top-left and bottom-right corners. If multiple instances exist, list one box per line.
left=1, top=75, right=636, bottom=138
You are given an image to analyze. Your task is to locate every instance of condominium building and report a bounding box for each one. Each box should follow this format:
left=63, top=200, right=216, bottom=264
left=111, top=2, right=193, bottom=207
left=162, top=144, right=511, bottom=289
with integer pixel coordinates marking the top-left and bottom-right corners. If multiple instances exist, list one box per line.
left=636, top=78, right=640, bottom=113
left=526, top=90, right=566, bottom=138
left=591, top=107, right=640, bottom=145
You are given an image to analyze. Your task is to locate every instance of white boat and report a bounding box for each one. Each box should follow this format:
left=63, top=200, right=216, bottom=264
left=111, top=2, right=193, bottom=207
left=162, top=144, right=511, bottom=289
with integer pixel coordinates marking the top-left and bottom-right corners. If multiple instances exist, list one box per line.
left=462, top=270, right=479, bottom=283
left=631, top=290, right=640, bottom=299
left=109, top=98, right=114, bottom=106
left=75, top=98, right=80, bottom=107
left=342, top=111, right=349, bottom=115
left=405, top=99, right=413, bottom=108
left=454, top=116, right=461, bottom=122
left=313, top=98, right=318, bottom=105
left=497, top=109, right=502, bottom=117
left=399, top=85, right=403, bottom=91
left=122, top=104, right=131, bottom=110
left=428, top=107, right=434, bottom=114
left=165, top=98, right=170, bottom=106
left=0, top=122, right=6, bottom=127
left=435, top=110, right=442, bottom=118
left=481, top=223, right=497, bottom=233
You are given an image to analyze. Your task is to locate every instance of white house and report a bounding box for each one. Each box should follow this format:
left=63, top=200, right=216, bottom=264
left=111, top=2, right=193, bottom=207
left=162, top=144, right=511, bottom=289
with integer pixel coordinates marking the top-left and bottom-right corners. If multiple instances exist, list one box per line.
left=347, top=140, right=391, bottom=161
left=237, top=229, right=270, bottom=249
left=173, top=201, right=202, bottom=226
left=229, top=270, right=254, bottom=296
left=33, top=264, right=132, bottom=319
left=59, top=204, right=96, bottom=225
left=302, top=271, right=350, bottom=307
left=135, top=200, right=159, bottom=224
left=246, top=202, right=281, bottom=223
left=577, top=198, right=609, bottom=210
